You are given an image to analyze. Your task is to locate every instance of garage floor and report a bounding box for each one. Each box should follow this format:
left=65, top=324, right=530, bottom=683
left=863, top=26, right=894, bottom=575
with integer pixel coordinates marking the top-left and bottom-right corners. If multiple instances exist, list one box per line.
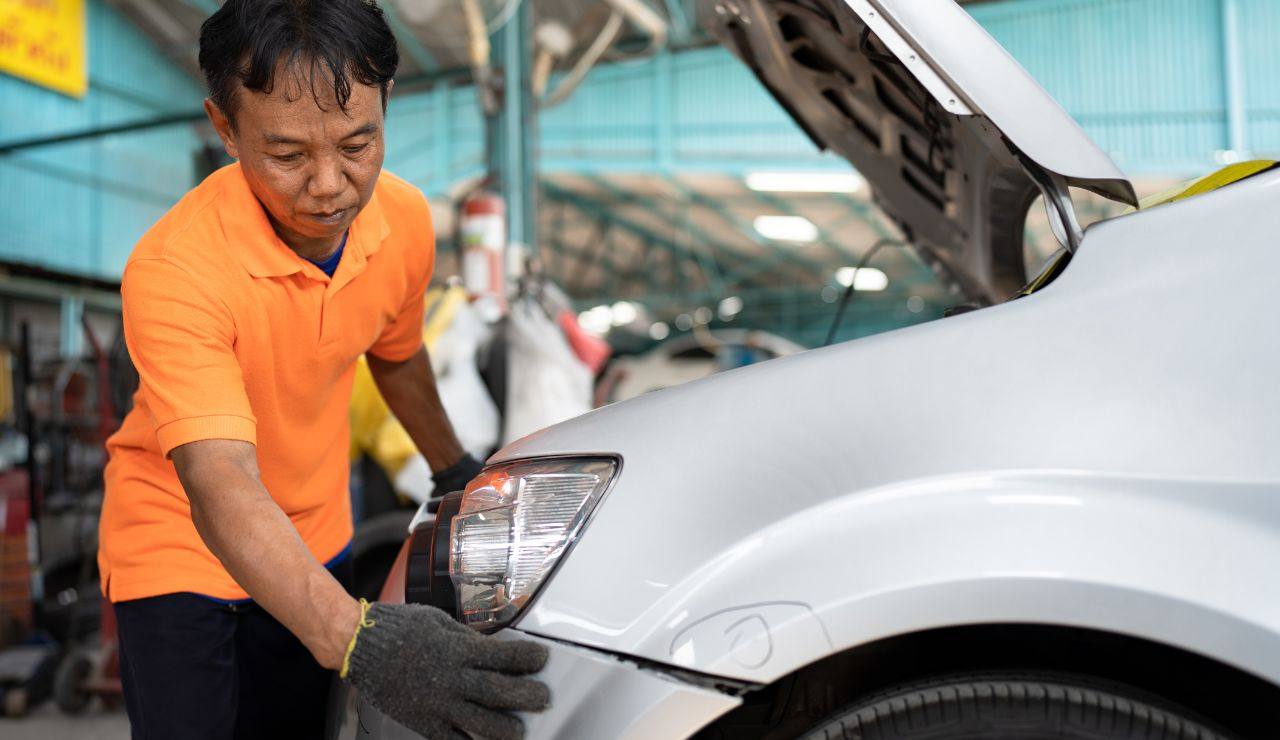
left=2, top=704, right=129, bottom=739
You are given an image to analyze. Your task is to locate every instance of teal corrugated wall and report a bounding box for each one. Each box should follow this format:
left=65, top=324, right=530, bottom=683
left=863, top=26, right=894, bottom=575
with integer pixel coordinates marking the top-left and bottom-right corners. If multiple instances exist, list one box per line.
left=538, top=47, right=844, bottom=172
left=0, top=0, right=204, bottom=279
left=968, top=0, right=1276, bottom=172
left=2, top=0, right=1280, bottom=281
left=383, top=83, right=486, bottom=195
left=1239, top=0, right=1280, bottom=154
left=379, top=44, right=853, bottom=190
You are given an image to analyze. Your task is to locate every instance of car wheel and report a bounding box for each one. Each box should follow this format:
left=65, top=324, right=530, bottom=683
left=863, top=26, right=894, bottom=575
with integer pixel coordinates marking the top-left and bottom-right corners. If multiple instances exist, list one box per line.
left=53, top=649, right=94, bottom=715
left=801, top=672, right=1233, bottom=740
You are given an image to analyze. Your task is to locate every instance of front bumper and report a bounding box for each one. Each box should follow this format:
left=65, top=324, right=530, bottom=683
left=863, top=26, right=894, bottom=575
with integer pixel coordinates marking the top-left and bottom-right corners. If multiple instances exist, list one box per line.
left=328, top=630, right=740, bottom=739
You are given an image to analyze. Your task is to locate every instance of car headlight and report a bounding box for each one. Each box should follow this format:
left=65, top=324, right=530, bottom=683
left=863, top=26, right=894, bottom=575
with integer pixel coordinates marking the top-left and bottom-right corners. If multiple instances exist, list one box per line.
left=448, top=456, right=619, bottom=631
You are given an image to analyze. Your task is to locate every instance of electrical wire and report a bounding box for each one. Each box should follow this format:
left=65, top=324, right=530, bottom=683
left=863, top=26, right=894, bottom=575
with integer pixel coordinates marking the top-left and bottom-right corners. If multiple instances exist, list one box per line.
left=539, top=10, right=625, bottom=109
left=541, top=0, right=668, bottom=106
left=602, top=0, right=668, bottom=59
left=822, top=238, right=905, bottom=347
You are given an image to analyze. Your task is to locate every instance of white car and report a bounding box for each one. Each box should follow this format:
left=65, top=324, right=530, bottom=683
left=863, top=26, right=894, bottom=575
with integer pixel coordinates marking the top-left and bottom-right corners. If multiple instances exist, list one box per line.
left=331, top=1, right=1280, bottom=738
left=596, top=329, right=805, bottom=405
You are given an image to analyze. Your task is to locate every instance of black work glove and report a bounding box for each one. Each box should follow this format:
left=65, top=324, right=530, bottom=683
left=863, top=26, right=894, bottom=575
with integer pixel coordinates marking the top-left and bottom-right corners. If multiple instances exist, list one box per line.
left=343, top=602, right=550, bottom=740
left=429, top=453, right=485, bottom=512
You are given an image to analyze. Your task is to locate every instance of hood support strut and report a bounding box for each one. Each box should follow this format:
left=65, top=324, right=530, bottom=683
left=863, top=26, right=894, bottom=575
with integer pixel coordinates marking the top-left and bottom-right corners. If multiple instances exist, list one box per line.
left=1024, top=163, right=1084, bottom=253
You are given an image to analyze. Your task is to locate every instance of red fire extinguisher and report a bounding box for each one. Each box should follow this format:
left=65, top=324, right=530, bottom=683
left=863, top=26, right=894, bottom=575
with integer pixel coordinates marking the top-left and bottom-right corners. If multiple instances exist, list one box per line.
left=459, top=190, right=507, bottom=309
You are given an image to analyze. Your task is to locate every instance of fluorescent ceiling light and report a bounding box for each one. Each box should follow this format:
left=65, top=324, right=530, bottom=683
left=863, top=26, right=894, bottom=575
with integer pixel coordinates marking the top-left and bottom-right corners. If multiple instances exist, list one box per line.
left=718, top=296, right=743, bottom=319
left=610, top=301, right=639, bottom=326
left=754, top=215, right=818, bottom=243
left=835, top=266, right=889, bottom=291
left=578, top=305, right=614, bottom=335
left=745, top=171, right=865, bottom=193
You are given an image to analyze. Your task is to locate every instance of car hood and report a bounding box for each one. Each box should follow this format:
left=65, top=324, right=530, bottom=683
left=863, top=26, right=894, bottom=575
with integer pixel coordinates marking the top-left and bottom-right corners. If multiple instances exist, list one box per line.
left=712, top=0, right=1137, bottom=302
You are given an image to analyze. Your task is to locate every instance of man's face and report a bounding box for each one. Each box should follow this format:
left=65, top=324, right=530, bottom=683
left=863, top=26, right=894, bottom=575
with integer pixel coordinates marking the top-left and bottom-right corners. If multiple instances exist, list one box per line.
left=205, top=65, right=387, bottom=250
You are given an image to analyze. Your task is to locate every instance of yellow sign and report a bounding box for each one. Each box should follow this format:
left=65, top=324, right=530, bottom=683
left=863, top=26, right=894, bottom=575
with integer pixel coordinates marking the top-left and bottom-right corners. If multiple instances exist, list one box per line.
left=0, top=0, right=87, bottom=98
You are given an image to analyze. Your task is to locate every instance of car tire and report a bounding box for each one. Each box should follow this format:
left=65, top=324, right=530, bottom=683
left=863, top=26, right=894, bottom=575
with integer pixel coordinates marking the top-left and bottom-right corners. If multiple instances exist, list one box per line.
left=801, top=672, right=1234, bottom=740
left=53, top=649, right=94, bottom=715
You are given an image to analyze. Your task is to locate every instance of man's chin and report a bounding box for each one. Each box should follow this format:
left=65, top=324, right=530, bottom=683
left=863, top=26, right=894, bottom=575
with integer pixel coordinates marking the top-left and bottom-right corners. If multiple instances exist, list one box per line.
left=293, top=213, right=355, bottom=240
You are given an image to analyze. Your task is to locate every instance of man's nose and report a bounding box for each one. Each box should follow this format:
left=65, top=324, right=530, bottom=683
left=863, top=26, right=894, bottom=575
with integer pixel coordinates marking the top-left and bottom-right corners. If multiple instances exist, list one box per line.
left=307, top=155, right=345, bottom=200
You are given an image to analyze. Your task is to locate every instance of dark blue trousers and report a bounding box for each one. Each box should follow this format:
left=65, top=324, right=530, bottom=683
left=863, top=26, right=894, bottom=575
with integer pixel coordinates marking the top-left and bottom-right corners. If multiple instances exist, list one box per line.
left=114, top=557, right=353, bottom=740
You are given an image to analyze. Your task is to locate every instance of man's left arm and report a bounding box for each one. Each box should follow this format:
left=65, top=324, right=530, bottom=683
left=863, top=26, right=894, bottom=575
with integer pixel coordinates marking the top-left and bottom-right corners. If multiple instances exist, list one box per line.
left=367, top=347, right=483, bottom=493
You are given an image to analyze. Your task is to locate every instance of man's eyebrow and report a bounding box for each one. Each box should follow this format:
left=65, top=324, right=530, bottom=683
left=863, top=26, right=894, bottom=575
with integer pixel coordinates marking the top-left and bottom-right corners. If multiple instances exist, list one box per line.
left=261, top=123, right=377, bottom=146
left=342, top=123, right=379, bottom=140
left=263, top=133, right=304, bottom=146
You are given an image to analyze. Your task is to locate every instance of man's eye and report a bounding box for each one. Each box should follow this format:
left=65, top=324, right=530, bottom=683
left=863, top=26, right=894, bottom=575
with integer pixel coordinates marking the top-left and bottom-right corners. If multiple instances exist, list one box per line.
left=343, top=143, right=370, bottom=155
left=274, top=153, right=303, bottom=163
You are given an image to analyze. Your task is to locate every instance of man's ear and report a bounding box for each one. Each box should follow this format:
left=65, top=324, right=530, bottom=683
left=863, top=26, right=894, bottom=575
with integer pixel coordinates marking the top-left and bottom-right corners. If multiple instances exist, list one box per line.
left=203, top=98, right=240, bottom=159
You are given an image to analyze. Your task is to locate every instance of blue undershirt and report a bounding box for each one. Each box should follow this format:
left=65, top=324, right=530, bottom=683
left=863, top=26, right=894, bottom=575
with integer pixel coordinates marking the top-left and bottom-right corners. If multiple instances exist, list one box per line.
left=306, top=232, right=347, bottom=277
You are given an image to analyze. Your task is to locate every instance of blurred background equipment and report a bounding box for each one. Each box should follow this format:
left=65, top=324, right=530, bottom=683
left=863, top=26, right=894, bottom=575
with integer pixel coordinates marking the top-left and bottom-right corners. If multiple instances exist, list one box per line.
left=0, top=296, right=132, bottom=721
left=596, top=327, right=802, bottom=404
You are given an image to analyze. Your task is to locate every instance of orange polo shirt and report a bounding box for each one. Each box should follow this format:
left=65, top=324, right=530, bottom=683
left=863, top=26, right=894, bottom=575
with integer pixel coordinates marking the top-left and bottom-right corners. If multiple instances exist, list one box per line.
left=99, top=163, right=434, bottom=603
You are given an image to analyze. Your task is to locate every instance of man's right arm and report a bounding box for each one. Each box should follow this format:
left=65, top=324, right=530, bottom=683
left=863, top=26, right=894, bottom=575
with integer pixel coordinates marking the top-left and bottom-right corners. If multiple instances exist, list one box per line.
left=172, top=439, right=550, bottom=739
left=171, top=439, right=358, bottom=669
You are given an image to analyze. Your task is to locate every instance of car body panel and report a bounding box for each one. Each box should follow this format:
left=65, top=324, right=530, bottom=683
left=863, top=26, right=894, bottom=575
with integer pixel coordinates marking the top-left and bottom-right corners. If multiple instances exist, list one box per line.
left=327, top=631, right=740, bottom=740
left=521, top=470, right=1280, bottom=686
left=493, top=170, right=1280, bottom=686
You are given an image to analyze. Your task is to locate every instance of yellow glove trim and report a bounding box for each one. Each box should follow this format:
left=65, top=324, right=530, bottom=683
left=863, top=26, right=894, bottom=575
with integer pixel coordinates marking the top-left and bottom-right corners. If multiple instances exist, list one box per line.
left=340, top=598, right=377, bottom=679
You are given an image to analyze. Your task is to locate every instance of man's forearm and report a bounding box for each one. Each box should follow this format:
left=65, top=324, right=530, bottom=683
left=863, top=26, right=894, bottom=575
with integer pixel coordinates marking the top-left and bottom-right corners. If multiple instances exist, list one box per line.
left=174, top=440, right=358, bottom=669
left=367, top=347, right=466, bottom=471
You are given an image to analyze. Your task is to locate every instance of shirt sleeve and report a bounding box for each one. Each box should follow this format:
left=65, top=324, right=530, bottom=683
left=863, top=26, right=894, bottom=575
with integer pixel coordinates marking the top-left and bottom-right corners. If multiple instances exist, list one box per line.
left=121, top=258, right=256, bottom=456
left=367, top=197, right=436, bottom=362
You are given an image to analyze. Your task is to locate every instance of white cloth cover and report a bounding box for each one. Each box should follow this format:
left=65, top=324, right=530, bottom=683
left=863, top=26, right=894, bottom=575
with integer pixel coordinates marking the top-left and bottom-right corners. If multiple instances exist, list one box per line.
left=501, top=297, right=593, bottom=445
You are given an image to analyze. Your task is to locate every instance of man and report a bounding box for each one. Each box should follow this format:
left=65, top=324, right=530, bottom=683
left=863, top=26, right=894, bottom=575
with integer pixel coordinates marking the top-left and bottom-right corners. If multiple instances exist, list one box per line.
left=98, top=1, right=549, bottom=738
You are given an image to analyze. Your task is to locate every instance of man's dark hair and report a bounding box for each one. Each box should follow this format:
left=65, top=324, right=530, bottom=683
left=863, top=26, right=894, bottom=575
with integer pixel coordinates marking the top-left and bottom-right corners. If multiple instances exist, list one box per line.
left=198, top=0, right=399, bottom=124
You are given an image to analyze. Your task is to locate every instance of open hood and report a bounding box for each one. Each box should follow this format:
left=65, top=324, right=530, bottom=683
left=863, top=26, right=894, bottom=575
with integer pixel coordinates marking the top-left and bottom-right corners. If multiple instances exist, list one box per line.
left=713, top=0, right=1138, bottom=302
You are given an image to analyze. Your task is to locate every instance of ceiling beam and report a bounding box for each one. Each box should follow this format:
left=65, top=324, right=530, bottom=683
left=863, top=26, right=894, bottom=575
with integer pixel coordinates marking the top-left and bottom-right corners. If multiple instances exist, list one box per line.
left=659, top=176, right=836, bottom=282
left=580, top=175, right=727, bottom=293
left=543, top=180, right=744, bottom=297
left=729, top=188, right=900, bottom=285
left=0, top=111, right=206, bottom=155
left=583, top=174, right=785, bottom=292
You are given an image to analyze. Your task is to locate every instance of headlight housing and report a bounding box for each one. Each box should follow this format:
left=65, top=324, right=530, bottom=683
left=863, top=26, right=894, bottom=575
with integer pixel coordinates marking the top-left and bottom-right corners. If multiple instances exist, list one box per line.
left=448, top=456, right=618, bottom=631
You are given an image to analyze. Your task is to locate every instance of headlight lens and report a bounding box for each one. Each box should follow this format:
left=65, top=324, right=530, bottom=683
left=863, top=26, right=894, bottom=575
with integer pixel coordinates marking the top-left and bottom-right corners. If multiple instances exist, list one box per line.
left=449, top=456, right=618, bottom=630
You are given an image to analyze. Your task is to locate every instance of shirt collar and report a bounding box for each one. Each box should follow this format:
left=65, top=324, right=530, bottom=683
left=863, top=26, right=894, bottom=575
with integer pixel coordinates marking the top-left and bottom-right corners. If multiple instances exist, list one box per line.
left=216, top=163, right=390, bottom=281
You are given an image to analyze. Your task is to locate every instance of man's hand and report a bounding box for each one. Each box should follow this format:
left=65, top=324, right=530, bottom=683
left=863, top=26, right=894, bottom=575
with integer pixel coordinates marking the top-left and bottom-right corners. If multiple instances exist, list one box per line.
left=431, top=452, right=485, bottom=496
left=428, top=453, right=485, bottom=512
left=344, top=603, right=550, bottom=740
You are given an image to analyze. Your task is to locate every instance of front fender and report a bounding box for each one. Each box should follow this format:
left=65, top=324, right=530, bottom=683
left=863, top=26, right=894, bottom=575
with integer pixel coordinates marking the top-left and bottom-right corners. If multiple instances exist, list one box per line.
left=518, top=471, right=1280, bottom=687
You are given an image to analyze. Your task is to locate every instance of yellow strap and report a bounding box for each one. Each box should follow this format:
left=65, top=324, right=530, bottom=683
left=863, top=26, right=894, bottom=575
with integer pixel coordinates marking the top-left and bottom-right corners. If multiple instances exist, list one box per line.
left=1018, top=248, right=1070, bottom=298
left=1124, top=160, right=1277, bottom=214
left=339, top=598, right=377, bottom=679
